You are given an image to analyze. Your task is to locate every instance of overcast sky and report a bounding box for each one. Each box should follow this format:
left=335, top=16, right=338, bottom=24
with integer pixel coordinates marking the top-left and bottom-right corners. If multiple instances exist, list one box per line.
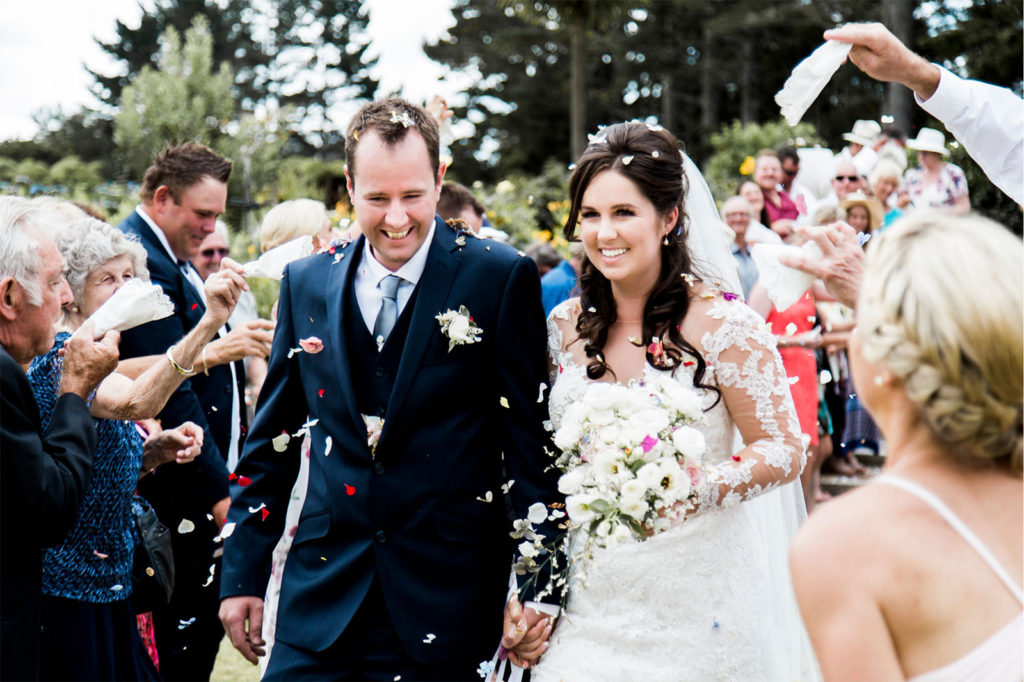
left=0, top=0, right=459, bottom=141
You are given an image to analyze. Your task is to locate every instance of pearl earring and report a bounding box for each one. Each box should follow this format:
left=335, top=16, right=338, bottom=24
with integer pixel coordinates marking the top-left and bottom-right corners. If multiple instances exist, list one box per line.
left=663, top=235, right=670, bottom=246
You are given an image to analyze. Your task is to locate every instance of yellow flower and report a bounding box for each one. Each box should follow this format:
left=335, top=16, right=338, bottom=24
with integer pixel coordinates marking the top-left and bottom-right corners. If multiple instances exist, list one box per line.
left=739, top=156, right=755, bottom=176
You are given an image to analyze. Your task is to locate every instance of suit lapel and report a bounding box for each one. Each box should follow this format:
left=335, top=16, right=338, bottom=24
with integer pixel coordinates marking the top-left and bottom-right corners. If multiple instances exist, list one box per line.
left=378, top=220, right=461, bottom=447
left=324, top=236, right=367, bottom=438
left=131, top=215, right=206, bottom=319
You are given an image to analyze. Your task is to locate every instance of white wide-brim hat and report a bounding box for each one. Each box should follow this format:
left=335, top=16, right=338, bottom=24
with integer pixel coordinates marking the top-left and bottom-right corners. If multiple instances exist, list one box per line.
left=905, top=127, right=950, bottom=156
left=842, top=119, right=882, bottom=146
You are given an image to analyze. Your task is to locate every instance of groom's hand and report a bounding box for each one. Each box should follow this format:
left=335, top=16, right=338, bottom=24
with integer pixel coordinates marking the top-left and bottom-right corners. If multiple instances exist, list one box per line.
left=501, top=597, right=554, bottom=669
left=220, top=596, right=266, bottom=664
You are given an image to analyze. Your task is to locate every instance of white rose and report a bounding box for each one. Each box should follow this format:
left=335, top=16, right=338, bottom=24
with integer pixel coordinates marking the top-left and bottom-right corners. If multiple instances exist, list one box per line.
left=553, top=423, right=581, bottom=452
left=662, top=380, right=703, bottom=416
left=448, top=315, right=471, bottom=342
left=672, top=426, right=707, bottom=458
left=619, top=478, right=647, bottom=503
left=557, top=468, right=585, bottom=495
left=613, top=523, right=633, bottom=543
left=518, top=540, right=539, bottom=559
left=565, top=493, right=599, bottom=524
left=593, top=423, right=622, bottom=448
left=620, top=497, right=647, bottom=520
left=585, top=383, right=628, bottom=411
left=595, top=520, right=612, bottom=537
left=527, top=502, right=548, bottom=525
left=631, top=408, right=670, bottom=436
left=588, top=407, right=616, bottom=426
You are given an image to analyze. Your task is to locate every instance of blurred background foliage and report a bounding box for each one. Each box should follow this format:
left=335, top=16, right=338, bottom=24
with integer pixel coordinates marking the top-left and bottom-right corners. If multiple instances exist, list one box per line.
left=1, top=0, right=1020, bottom=240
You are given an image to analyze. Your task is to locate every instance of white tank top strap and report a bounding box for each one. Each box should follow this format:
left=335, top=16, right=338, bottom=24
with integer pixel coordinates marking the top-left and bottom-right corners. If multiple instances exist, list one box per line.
left=875, top=473, right=1024, bottom=607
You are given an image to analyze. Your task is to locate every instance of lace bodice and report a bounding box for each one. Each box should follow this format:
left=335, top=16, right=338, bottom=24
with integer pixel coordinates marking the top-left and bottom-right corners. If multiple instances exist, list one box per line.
left=546, top=294, right=806, bottom=515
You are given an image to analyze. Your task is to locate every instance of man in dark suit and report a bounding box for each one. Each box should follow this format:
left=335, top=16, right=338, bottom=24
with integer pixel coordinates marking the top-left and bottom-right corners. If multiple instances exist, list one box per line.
left=1, top=198, right=120, bottom=680
left=220, top=98, right=563, bottom=680
left=118, top=143, right=268, bottom=679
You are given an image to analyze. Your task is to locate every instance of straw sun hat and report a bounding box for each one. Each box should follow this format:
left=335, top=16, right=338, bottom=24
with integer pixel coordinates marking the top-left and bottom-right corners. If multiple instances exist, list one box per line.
left=839, top=191, right=884, bottom=232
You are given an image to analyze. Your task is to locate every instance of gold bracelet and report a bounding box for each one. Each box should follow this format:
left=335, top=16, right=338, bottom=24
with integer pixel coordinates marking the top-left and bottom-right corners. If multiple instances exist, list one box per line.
left=201, top=346, right=210, bottom=376
left=166, top=346, right=196, bottom=377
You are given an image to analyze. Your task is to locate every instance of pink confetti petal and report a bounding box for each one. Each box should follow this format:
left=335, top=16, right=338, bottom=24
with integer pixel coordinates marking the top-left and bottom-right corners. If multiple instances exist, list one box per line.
left=641, top=435, right=659, bottom=453
left=299, top=336, right=324, bottom=354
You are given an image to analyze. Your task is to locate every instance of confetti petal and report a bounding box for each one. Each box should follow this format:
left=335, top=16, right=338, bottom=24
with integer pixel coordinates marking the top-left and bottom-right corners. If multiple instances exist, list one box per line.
left=92, top=550, right=109, bottom=559
left=272, top=433, right=291, bottom=452
left=318, top=388, right=325, bottom=398
left=191, top=303, right=199, bottom=311
left=214, top=522, right=236, bottom=542
left=501, top=480, right=515, bottom=494
left=177, top=617, right=196, bottom=630
left=324, top=436, right=333, bottom=456
left=785, top=323, right=798, bottom=336
left=476, top=491, right=494, bottom=503
left=499, top=396, right=510, bottom=408
left=177, top=519, right=196, bottom=534
left=111, top=584, right=124, bottom=591
left=621, top=154, right=634, bottom=165
left=345, top=484, right=356, bottom=496
left=247, top=503, right=266, bottom=514
left=237, top=475, right=252, bottom=487
left=422, top=633, right=436, bottom=643
left=299, top=336, right=324, bottom=354
left=537, top=382, right=547, bottom=403
left=261, top=508, right=270, bottom=521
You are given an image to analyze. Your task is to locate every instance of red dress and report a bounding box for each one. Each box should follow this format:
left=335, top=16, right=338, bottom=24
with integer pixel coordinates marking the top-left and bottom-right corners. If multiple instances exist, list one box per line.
left=767, top=292, right=818, bottom=446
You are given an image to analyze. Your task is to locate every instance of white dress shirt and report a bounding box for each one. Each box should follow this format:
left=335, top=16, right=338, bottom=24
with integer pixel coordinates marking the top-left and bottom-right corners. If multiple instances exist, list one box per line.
left=135, top=206, right=242, bottom=471
left=917, top=65, right=1024, bottom=206
left=353, top=222, right=435, bottom=332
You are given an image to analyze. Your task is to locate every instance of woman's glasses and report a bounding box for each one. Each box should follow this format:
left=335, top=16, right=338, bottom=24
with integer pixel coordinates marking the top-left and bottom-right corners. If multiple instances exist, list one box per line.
left=200, top=248, right=230, bottom=258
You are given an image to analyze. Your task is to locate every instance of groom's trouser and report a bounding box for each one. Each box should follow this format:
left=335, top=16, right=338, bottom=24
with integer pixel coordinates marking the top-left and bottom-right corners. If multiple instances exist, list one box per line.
left=264, top=577, right=482, bottom=681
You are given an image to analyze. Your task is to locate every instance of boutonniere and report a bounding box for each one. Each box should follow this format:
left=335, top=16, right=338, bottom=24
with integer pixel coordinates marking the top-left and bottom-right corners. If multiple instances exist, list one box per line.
left=435, top=305, right=482, bottom=351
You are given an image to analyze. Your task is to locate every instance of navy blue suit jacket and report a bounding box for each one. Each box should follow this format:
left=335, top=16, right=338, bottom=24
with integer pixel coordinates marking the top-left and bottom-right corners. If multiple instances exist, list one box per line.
left=221, top=218, right=563, bottom=662
left=118, top=209, right=244, bottom=505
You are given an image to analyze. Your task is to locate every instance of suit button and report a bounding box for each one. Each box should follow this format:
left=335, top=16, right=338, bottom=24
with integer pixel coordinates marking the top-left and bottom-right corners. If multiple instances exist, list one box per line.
left=375, top=365, right=385, bottom=377
left=375, top=530, right=386, bottom=543
left=373, top=462, right=385, bottom=475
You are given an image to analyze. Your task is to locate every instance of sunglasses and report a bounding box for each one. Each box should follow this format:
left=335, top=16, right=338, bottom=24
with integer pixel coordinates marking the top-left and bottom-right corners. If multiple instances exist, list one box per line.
left=834, top=175, right=859, bottom=182
left=783, top=168, right=798, bottom=177
left=200, top=248, right=230, bottom=258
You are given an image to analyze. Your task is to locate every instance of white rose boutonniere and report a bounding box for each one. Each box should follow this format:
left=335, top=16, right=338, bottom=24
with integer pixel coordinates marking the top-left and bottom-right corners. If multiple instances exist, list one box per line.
left=435, top=305, right=482, bottom=351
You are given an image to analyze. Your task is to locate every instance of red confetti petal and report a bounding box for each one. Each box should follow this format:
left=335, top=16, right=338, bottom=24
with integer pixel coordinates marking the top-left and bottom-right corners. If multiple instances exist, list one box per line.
left=238, top=475, right=252, bottom=487
left=318, top=389, right=325, bottom=398
left=261, top=508, right=270, bottom=521
left=683, top=361, right=695, bottom=367
left=329, top=246, right=336, bottom=254
left=228, top=473, right=238, bottom=481
left=191, top=303, right=199, bottom=310
left=345, top=484, right=356, bottom=496
left=732, top=455, right=741, bottom=462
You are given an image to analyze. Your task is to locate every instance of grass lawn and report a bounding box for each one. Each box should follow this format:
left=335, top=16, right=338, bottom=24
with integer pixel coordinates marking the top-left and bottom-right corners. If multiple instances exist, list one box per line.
left=210, top=636, right=261, bottom=682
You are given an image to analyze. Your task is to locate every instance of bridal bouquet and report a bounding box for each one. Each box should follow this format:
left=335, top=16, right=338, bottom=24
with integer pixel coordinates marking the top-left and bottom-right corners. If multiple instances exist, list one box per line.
left=551, top=374, right=709, bottom=548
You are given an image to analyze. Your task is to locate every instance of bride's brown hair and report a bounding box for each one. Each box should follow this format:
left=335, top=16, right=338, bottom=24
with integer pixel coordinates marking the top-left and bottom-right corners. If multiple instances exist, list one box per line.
left=563, top=122, right=716, bottom=398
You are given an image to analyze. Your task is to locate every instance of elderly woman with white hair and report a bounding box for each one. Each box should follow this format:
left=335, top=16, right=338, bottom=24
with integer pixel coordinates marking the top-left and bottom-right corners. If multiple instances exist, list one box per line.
left=791, top=211, right=1022, bottom=681
left=27, top=209, right=248, bottom=680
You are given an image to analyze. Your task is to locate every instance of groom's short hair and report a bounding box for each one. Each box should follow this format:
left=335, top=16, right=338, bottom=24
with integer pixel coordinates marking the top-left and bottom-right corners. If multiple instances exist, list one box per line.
left=344, top=97, right=440, bottom=181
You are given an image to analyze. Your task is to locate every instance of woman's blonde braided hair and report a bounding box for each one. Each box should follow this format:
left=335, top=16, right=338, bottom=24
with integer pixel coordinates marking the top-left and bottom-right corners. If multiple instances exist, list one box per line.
left=858, top=210, right=1022, bottom=473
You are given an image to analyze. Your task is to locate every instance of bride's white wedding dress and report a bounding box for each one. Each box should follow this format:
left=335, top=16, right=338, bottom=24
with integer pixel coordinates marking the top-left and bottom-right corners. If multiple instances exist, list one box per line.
left=532, top=294, right=820, bottom=682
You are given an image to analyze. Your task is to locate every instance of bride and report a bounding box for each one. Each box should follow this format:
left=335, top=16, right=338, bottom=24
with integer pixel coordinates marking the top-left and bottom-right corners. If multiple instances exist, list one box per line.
left=526, top=122, right=818, bottom=681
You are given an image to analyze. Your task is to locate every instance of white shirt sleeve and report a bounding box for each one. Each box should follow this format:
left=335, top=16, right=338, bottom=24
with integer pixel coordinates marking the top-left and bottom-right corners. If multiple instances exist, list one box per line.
left=917, top=65, right=1024, bottom=205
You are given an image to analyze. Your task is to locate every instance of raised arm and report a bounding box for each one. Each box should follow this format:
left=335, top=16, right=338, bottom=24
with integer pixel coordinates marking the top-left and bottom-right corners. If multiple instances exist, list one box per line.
left=691, top=297, right=806, bottom=512
left=91, top=261, right=247, bottom=420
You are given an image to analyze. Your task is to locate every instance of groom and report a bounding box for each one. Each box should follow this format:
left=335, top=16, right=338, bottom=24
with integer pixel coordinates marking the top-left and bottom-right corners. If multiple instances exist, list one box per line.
left=219, top=97, right=562, bottom=680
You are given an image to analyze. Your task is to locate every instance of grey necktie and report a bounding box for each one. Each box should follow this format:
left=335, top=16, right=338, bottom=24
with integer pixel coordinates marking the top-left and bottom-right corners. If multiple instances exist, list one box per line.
left=372, top=274, right=402, bottom=346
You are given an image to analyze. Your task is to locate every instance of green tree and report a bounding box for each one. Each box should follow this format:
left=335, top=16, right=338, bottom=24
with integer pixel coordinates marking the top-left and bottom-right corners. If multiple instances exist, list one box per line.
left=706, top=119, right=825, bottom=200
left=114, top=17, right=235, bottom=178
left=49, top=156, right=103, bottom=191
left=15, top=159, right=50, bottom=185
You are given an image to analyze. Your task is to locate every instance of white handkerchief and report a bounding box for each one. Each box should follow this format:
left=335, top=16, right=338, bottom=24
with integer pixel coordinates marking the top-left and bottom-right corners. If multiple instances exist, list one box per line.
left=775, top=40, right=852, bottom=126
left=77, top=278, right=174, bottom=339
left=751, top=241, right=823, bottom=311
left=240, top=235, right=315, bottom=280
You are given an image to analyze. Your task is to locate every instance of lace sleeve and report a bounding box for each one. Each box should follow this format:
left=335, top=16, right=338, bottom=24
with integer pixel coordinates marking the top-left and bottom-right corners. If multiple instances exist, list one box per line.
left=545, top=298, right=580, bottom=386
left=694, top=298, right=806, bottom=511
